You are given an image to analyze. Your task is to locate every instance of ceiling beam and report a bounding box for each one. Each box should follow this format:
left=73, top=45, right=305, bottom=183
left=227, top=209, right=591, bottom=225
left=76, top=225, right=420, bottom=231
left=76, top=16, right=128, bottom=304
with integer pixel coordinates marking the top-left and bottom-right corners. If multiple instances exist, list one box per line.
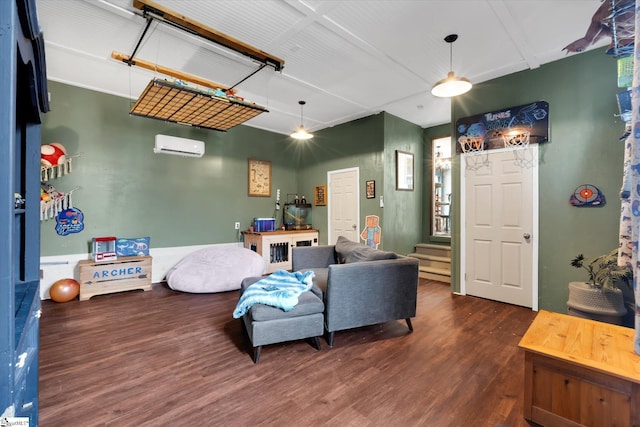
left=489, top=0, right=540, bottom=70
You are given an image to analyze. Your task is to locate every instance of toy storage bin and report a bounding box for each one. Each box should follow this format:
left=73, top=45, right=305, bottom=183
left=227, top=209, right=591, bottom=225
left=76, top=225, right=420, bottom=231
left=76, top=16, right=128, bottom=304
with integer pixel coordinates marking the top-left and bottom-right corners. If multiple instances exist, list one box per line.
left=78, top=255, right=152, bottom=300
left=253, top=218, right=276, bottom=232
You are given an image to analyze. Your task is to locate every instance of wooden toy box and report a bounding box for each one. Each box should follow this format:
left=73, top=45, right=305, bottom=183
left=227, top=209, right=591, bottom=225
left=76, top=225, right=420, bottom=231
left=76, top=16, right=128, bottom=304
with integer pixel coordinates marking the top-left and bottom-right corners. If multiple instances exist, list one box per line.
left=519, top=310, right=640, bottom=426
left=78, top=255, right=152, bottom=301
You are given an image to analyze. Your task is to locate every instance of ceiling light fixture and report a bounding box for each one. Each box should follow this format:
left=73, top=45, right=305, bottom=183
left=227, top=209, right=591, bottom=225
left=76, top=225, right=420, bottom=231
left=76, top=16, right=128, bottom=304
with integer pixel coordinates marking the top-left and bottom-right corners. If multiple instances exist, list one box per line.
left=431, top=34, right=472, bottom=98
left=290, top=100, right=313, bottom=140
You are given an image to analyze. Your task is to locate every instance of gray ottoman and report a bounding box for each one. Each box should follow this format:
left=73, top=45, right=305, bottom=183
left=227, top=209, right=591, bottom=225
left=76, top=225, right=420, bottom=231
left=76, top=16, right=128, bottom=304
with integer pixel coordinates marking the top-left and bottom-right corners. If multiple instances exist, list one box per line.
left=240, top=276, right=324, bottom=363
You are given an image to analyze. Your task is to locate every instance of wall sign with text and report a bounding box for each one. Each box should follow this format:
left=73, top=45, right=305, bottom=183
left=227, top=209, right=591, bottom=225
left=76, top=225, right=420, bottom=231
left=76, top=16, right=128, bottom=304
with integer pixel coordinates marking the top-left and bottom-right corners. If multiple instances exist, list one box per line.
left=455, top=101, right=549, bottom=154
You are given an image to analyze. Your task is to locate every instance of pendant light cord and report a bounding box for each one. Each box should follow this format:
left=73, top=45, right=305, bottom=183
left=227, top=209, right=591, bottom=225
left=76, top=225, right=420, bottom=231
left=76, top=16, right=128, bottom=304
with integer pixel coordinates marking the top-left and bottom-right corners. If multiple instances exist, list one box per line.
left=444, top=34, right=459, bottom=74
left=449, top=42, right=453, bottom=73
left=299, top=100, right=306, bottom=127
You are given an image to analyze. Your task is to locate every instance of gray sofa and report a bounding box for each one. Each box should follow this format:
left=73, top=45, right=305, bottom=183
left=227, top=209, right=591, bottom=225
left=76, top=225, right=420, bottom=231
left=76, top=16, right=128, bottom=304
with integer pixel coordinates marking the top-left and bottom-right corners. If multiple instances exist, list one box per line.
left=292, top=236, right=419, bottom=347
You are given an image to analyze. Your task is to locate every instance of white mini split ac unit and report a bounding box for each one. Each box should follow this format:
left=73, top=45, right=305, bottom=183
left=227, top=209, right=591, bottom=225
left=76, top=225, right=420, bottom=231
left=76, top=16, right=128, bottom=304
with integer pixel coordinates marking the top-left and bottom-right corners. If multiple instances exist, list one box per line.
left=154, top=134, right=205, bottom=158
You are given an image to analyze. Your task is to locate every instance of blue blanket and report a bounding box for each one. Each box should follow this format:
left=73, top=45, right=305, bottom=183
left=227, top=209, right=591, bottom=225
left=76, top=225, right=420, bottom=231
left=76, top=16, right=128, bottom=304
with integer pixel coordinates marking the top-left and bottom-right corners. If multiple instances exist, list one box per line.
left=232, top=270, right=315, bottom=318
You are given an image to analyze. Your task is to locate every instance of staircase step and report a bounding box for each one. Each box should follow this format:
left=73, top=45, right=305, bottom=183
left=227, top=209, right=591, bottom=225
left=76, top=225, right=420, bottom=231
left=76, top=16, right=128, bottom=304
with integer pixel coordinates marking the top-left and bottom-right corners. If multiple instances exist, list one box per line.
left=414, top=243, right=451, bottom=257
left=420, top=272, right=451, bottom=283
left=419, top=266, right=451, bottom=283
left=408, top=253, right=450, bottom=271
left=408, top=253, right=450, bottom=263
left=419, top=265, right=450, bottom=276
left=413, top=244, right=451, bottom=283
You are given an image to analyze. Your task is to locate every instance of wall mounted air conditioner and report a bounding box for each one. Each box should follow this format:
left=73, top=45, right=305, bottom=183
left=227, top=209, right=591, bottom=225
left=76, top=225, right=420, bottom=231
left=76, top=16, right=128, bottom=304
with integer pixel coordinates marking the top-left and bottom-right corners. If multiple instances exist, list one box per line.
left=154, top=134, right=204, bottom=158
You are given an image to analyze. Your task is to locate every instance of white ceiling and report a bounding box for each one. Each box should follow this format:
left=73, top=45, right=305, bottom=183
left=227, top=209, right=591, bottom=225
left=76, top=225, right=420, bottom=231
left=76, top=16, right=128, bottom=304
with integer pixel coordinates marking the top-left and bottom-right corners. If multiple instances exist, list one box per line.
left=36, top=0, right=607, bottom=136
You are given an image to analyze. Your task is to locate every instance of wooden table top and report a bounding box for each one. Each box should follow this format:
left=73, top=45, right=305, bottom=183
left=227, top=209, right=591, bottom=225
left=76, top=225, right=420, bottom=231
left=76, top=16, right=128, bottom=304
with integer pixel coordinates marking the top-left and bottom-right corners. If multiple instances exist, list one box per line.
left=242, top=229, right=318, bottom=235
left=518, top=310, right=640, bottom=384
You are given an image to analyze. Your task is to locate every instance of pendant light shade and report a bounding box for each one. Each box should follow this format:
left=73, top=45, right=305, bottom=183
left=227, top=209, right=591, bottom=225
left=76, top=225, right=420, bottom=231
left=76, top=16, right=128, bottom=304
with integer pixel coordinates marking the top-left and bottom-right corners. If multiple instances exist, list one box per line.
left=431, top=34, right=472, bottom=98
left=290, top=100, right=313, bottom=140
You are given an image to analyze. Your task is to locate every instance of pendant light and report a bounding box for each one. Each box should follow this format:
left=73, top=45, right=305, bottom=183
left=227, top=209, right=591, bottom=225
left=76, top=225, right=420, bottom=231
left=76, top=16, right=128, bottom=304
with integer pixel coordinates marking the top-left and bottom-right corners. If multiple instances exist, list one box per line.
left=290, top=100, right=313, bottom=140
left=431, top=34, right=472, bottom=98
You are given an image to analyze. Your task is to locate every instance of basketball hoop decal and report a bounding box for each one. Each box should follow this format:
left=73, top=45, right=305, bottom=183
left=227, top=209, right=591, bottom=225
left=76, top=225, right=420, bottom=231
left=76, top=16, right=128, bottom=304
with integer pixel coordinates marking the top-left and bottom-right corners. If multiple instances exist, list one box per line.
left=570, top=184, right=606, bottom=207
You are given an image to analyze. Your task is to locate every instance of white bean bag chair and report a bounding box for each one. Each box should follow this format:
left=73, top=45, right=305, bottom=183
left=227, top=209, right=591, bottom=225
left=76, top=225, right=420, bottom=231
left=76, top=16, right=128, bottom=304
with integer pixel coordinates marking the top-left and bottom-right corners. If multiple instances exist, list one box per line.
left=166, top=246, right=266, bottom=293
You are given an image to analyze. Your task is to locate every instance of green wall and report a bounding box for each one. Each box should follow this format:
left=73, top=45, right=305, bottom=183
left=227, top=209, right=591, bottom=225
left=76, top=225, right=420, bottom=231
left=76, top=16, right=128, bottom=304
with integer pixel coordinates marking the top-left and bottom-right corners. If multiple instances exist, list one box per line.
left=41, top=81, right=299, bottom=255
left=41, top=83, right=424, bottom=258
left=382, top=113, right=424, bottom=255
left=296, top=114, right=385, bottom=246
left=448, top=47, right=624, bottom=312
left=43, top=46, right=617, bottom=313
left=296, top=112, right=425, bottom=254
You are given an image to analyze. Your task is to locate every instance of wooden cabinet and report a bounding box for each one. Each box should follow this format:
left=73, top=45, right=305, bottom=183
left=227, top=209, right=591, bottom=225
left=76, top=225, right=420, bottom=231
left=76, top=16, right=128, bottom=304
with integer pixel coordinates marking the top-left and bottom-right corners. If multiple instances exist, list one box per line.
left=519, top=310, right=640, bottom=427
left=1, top=1, right=49, bottom=423
left=243, top=230, right=319, bottom=273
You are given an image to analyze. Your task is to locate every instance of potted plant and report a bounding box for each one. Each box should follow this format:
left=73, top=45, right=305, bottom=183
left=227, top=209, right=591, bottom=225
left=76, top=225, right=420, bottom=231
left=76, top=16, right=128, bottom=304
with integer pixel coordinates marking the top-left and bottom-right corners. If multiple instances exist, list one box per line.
left=569, top=248, right=633, bottom=326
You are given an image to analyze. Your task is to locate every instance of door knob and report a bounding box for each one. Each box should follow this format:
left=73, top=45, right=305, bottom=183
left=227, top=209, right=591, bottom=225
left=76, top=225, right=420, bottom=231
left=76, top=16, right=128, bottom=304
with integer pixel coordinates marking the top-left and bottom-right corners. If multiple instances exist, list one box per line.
left=523, top=233, right=531, bottom=240
left=352, top=224, right=357, bottom=230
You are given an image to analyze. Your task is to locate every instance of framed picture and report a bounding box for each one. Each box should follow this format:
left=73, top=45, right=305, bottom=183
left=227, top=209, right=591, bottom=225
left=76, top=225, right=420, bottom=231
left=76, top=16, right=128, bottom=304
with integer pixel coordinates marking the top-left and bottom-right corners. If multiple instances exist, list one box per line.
left=366, top=180, right=375, bottom=199
left=248, top=158, right=271, bottom=197
left=396, top=150, right=414, bottom=191
left=314, top=185, right=327, bottom=206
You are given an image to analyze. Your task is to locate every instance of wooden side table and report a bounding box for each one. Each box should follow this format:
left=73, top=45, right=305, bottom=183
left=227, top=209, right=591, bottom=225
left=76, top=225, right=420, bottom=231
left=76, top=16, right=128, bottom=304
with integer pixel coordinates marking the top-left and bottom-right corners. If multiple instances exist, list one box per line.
left=242, top=230, right=318, bottom=273
left=518, top=310, right=640, bottom=426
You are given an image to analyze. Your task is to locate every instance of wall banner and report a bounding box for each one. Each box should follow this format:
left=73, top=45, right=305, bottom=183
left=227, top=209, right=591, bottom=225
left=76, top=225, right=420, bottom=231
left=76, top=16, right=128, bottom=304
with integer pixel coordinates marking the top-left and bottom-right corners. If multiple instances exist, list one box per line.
left=455, top=101, right=549, bottom=154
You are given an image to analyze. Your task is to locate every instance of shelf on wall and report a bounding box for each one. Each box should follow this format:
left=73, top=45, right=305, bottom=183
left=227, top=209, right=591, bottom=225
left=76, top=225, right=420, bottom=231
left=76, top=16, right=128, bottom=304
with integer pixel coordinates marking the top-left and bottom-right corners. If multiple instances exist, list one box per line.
left=609, top=0, right=634, bottom=58
left=40, top=151, right=81, bottom=221
left=40, top=186, right=80, bottom=221
left=40, top=153, right=82, bottom=181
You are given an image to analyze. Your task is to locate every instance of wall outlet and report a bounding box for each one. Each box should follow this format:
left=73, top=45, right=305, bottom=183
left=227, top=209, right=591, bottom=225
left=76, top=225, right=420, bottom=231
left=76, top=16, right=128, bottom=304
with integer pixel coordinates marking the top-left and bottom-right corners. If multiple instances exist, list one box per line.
left=234, top=222, right=240, bottom=230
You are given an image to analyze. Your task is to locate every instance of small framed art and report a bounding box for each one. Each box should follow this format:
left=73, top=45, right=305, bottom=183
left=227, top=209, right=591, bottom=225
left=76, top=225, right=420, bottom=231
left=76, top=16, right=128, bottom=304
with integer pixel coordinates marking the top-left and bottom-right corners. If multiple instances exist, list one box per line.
left=314, top=185, right=327, bottom=206
left=366, top=180, right=375, bottom=199
left=396, top=150, right=414, bottom=191
left=248, top=158, right=271, bottom=197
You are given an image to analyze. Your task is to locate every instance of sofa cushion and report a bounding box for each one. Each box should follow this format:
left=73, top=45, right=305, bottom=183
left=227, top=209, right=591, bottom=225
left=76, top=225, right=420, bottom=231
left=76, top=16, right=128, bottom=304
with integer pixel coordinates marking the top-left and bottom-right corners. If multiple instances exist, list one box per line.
left=249, top=291, right=324, bottom=321
left=335, top=235, right=397, bottom=263
left=299, top=268, right=328, bottom=300
left=241, top=276, right=324, bottom=321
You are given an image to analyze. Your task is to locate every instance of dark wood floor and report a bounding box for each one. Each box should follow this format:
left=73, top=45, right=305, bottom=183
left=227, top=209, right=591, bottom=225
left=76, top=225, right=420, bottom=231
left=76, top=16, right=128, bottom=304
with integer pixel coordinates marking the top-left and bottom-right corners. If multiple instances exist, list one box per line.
left=39, top=279, right=538, bottom=426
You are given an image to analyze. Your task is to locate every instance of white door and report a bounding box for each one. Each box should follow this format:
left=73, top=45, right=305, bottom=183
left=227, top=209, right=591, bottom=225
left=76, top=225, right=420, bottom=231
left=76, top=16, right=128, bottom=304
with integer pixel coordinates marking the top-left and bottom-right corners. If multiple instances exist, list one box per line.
left=463, top=147, right=537, bottom=308
left=328, top=168, right=359, bottom=244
